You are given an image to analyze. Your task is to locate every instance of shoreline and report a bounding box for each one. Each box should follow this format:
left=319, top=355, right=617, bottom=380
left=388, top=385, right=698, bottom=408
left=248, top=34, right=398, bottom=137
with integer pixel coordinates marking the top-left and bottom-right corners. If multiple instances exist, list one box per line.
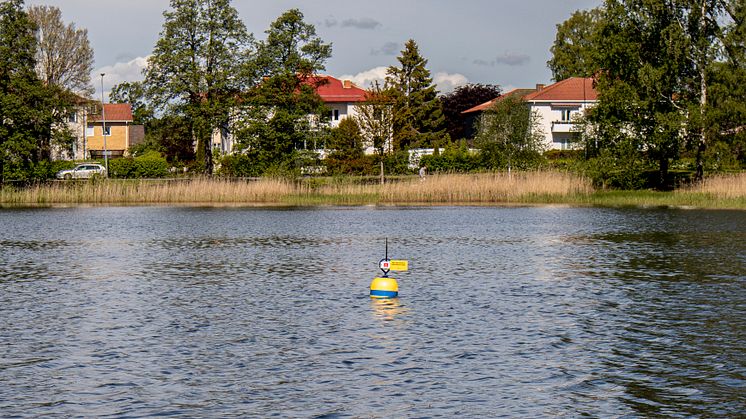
left=1, top=173, right=745, bottom=210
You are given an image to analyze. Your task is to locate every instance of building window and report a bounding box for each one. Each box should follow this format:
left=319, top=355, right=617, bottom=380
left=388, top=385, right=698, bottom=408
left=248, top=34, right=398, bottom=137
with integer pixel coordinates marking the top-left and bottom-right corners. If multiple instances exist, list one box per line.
left=68, top=112, right=77, bottom=123
left=334, top=109, right=339, bottom=121
left=560, top=109, right=573, bottom=122
left=86, top=125, right=94, bottom=136
left=103, top=126, right=111, bottom=136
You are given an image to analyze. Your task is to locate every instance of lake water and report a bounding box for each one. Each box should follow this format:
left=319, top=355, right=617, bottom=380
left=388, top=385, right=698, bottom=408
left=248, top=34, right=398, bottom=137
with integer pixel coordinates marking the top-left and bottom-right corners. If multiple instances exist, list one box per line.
left=0, top=206, right=744, bottom=417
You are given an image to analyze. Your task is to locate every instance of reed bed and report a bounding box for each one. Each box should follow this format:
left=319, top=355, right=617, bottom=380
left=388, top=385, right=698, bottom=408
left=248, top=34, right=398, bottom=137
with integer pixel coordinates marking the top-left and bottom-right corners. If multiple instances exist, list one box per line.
left=0, top=178, right=296, bottom=205
left=313, top=171, right=594, bottom=204
left=3, top=171, right=746, bottom=209
left=680, top=173, right=746, bottom=199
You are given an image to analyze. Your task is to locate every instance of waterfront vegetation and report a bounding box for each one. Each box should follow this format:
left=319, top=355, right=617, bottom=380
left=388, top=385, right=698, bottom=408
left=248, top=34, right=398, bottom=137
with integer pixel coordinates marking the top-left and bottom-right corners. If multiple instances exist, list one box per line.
left=2, top=172, right=745, bottom=209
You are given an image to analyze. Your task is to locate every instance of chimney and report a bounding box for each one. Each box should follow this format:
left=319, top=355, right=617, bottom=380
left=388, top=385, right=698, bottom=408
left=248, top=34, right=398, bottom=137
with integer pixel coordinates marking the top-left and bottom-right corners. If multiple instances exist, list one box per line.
left=343, top=80, right=352, bottom=89
left=536, top=83, right=545, bottom=91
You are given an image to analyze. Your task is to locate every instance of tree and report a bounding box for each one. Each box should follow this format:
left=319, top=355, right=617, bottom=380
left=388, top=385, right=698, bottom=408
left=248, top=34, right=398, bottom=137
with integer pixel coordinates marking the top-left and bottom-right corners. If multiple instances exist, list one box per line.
left=439, top=83, right=501, bottom=141
left=475, top=95, right=546, bottom=172
left=28, top=5, right=94, bottom=97
left=327, top=117, right=363, bottom=161
left=236, top=8, right=332, bottom=169
left=385, top=39, right=447, bottom=149
left=144, top=0, right=254, bottom=174
left=548, top=8, right=604, bottom=82
left=354, top=81, right=394, bottom=155
left=0, top=0, right=61, bottom=182
left=110, top=81, right=153, bottom=125
left=586, top=0, right=730, bottom=187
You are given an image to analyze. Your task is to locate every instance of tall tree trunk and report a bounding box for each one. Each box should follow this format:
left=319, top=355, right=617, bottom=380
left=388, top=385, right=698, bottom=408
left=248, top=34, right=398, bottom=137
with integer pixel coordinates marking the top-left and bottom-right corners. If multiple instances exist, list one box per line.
left=659, top=155, right=670, bottom=190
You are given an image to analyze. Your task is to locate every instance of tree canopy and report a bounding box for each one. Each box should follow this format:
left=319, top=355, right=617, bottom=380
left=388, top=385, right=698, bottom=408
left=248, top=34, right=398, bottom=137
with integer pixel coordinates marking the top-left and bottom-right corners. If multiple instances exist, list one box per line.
left=386, top=39, right=447, bottom=149
left=28, top=5, right=94, bottom=97
left=144, top=0, right=254, bottom=174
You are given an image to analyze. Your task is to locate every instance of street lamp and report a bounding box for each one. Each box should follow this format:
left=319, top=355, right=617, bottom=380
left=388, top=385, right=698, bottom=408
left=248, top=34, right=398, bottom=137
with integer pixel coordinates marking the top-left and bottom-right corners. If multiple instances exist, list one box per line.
left=100, top=73, right=108, bottom=174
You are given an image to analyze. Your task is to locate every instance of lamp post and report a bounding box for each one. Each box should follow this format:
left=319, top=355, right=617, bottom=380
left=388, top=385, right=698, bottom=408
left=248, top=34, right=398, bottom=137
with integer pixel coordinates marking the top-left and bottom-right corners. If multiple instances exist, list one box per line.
left=100, top=73, right=108, bottom=174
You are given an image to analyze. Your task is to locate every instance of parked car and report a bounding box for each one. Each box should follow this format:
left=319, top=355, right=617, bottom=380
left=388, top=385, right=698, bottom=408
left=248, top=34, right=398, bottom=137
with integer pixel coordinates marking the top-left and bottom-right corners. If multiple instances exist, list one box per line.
left=56, top=163, right=108, bottom=180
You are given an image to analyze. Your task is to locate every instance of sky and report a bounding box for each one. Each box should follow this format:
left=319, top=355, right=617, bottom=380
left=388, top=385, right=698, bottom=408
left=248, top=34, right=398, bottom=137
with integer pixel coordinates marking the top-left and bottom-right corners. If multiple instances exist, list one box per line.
left=26, top=0, right=602, bottom=98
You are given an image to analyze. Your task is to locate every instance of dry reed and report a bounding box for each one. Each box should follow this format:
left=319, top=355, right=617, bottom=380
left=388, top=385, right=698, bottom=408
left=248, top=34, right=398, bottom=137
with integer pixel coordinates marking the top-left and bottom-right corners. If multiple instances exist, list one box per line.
left=680, top=173, right=746, bottom=198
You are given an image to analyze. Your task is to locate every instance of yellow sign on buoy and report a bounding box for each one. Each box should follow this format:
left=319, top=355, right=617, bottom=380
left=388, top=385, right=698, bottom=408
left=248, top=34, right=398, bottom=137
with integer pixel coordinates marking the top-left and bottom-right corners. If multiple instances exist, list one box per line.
left=389, top=260, right=408, bottom=271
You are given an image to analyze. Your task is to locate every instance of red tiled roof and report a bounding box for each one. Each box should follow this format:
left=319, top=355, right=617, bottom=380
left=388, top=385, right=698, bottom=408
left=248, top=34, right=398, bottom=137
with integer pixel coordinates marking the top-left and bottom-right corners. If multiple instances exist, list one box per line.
left=310, top=75, right=367, bottom=103
left=88, top=103, right=133, bottom=122
left=462, top=88, right=539, bottom=114
left=524, top=77, right=597, bottom=102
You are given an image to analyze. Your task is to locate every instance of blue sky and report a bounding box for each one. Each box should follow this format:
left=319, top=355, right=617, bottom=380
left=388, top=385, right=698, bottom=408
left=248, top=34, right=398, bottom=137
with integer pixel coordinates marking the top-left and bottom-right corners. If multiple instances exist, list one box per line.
left=27, top=0, right=602, bottom=97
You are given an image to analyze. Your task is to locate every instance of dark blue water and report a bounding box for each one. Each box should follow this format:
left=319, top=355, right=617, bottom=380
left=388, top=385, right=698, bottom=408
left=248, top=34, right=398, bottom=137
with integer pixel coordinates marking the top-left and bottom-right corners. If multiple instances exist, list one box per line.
left=1, top=206, right=744, bottom=417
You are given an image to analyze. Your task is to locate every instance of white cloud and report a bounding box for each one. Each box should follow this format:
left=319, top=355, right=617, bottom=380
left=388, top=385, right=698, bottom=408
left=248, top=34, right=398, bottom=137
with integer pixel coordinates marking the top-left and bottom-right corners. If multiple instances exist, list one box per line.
left=93, top=56, right=149, bottom=98
left=340, top=67, right=468, bottom=93
left=339, top=66, right=389, bottom=89
left=433, top=72, right=469, bottom=93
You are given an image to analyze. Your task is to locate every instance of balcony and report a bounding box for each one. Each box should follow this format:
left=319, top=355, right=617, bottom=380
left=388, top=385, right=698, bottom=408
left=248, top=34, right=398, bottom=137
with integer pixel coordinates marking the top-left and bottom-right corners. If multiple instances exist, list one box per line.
left=551, top=120, right=576, bottom=133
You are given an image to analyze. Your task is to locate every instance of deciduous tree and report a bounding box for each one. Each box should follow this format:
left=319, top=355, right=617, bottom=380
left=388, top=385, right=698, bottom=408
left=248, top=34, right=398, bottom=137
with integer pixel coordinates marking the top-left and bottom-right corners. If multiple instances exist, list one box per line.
left=0, top=0, right=60, bottom=182
left=237, top=8, right=332, bottom=169
left=475, top=95, right=545, bottom=172
left=28, top=5, right=94, bottom=97
left=144, top=0, right=254, bottom=174
left=354, top=81, right=394, bottom=155
left=548, top=8, right=604, bottom=82
left=439, top=83, right=501, bottom=141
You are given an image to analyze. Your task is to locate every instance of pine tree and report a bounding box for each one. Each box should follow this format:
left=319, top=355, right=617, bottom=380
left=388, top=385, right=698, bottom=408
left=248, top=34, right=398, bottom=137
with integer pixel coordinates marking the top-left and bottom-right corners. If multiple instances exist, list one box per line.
left=144, top=0, right=254, bottom=174
left=385, top=39, right=447, bottom=150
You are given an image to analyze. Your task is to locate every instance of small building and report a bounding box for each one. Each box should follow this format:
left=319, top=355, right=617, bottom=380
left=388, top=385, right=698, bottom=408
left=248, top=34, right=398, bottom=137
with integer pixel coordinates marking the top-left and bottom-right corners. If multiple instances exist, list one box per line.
left=523, top=77, right=598, bottom=150
left=86, top=103, right=136, bottom=159
left=464, top=78, right=598, bottom=150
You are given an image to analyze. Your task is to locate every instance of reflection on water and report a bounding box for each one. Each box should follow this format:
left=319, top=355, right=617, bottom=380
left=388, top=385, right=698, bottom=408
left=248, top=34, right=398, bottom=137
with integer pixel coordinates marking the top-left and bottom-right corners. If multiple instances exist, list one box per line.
left=0, top=206, right=744, bottom=417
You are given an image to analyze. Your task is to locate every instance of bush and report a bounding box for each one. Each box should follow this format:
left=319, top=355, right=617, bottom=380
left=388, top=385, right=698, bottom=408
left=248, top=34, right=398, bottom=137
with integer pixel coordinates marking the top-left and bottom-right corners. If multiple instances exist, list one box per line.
left=421, top=142, right=482, bottom=173
left=108, top=151, right=169, bottom=178
left=218, top=153, right=263, bottom=177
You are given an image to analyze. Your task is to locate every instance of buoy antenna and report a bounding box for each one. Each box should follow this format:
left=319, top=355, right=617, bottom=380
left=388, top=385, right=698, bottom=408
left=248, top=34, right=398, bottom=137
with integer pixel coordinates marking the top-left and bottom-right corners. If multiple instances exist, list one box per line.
left=385, top=237, right=388, bottom=260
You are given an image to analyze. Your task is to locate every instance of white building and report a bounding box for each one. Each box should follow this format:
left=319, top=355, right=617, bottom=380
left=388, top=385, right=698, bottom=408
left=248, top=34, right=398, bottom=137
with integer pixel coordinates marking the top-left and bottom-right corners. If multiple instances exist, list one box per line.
left=464, top=77, right=598, bottom=151
left=522, top=77, right=598, bottom=150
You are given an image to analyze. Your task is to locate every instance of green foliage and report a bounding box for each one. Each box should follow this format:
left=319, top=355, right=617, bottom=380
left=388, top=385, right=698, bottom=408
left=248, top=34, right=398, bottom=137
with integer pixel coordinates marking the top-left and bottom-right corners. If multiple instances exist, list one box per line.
left=218, top=152, right=263, bottom=177
left=236, top=9, right=332, bottom=164
left=439, top=83, right=501, bottom=140
left=327, top=118, right=363, bottom=161
left=548, top=8, right=604, bottom=81
left=420, top=142, right=482, bottom=173
left=108, top=151, right=169, bottom=178
left=110, top=81, right=153, bottom=125
left=386, top=39, right=448, bottom=149
left=475, top=96, right=546, bottom=170
left=0, top=0, right=66, bottom=183
left=144, top=0, right=254, bottom=174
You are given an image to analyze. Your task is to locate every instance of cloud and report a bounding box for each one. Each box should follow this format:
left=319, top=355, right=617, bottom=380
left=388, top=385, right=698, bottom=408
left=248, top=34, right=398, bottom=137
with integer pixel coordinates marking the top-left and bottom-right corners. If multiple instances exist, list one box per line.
left=433, top=72, right=469, bottom=93
left=371, top=42, right=401, bottom=56
left=94, top=56, right=149, bottom=98
left=339, top=66, right=389, bottom=89
left=473, top=52, right=531, bottom=67
left=324, top=16, right=381, bottom=30
left=339, top=67, right=468, bottom=93
left=495, top=52, right=531, bottom=66
left=340, top=17, right=382, bottom=30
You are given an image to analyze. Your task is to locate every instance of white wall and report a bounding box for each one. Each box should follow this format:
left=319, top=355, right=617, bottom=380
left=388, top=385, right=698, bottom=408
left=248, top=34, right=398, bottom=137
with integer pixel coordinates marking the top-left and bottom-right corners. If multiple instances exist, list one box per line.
left=529, top=101, right=594, bottom=150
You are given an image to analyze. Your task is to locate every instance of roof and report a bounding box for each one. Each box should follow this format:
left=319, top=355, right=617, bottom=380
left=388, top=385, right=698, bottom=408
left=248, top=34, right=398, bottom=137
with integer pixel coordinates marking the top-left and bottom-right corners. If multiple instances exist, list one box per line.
left=310, top=75, right=367, bottom=103
left=462, top=88, right=539, bottom=114
left=88, top=103, right=134, bottom=122
left=523, top=77, right=597, bottom=102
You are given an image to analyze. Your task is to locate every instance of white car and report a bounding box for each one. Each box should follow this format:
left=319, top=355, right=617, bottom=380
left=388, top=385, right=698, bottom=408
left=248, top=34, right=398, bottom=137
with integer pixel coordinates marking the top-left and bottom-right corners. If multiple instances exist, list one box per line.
left=56, top=163, right=108, bottom=180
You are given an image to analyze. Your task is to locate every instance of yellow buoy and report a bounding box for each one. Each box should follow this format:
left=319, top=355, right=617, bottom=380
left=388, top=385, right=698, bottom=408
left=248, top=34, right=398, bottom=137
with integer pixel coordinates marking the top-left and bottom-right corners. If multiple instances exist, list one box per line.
left=370, top=276, right=399, bottom=299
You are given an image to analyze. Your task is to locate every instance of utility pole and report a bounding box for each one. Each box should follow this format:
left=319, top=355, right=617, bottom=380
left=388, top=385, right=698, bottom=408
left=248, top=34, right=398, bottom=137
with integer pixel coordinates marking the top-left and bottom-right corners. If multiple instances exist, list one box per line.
left=100, top=73, right=108, bottom=174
